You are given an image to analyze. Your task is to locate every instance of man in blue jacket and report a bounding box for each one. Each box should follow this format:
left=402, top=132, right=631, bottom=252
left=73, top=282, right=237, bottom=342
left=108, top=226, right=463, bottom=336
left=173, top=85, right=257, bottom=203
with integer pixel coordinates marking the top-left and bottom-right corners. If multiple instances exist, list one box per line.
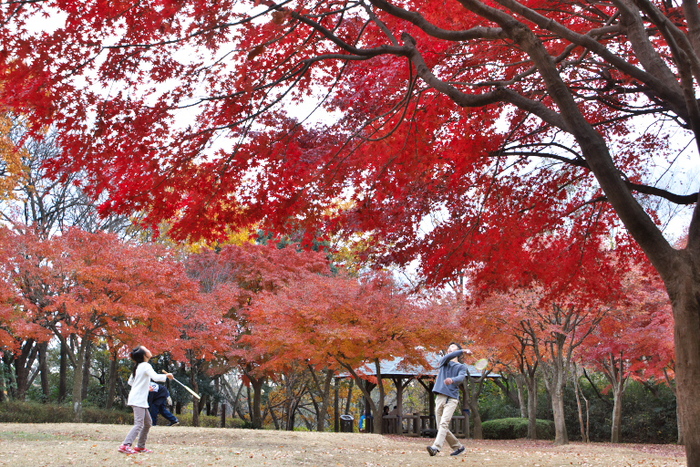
left=427, top=342, right=471, bottom=457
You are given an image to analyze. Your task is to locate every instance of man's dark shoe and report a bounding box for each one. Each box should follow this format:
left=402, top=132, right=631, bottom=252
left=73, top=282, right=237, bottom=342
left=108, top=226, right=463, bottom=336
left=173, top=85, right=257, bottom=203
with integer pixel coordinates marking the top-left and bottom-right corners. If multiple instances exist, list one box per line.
left=426, top=446, right=439, bottom=456
left=450, top=446, right=465, bottom=456
left=168, top=421, right=179, bottom=426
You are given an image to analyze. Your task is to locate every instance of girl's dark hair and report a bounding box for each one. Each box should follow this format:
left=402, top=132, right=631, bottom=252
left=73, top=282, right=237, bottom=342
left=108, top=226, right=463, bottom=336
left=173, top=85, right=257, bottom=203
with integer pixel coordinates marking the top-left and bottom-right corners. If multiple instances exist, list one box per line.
left=131, top=346, right=147, bottom=377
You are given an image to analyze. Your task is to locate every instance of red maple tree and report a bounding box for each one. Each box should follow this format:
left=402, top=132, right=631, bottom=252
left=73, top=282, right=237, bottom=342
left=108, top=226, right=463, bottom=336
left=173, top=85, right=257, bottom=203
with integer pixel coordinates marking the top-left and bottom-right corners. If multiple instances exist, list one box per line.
left=184, top=241, right=333, bottom=428
left=577, top=262, right=674, bottom=443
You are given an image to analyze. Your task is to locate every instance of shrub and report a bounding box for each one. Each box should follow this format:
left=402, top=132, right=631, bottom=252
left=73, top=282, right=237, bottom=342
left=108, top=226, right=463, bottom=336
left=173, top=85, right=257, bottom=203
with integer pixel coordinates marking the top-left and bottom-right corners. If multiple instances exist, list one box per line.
left=174, top=412, right=250, bottom=429
left=482, top=418, right=555, bottom=440
left=0, top=401, right=251, bottom=428
left=0, top=401, right=132, bottom=424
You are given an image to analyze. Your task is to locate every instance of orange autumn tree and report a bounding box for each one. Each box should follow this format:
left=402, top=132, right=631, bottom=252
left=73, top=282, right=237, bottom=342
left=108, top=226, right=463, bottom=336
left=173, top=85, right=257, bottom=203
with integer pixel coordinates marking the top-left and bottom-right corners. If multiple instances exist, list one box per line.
left=577, top=262, right=674, bottom=443
left=467, top=289, right=544, bottom=439
left=243, top=270, right=460, bottom=433
left=175, top=258, right=241, bottom=427
left=185, top=241, right=332, bottom=429
left=473, top=287, right=610, bottom=445
left=0, top=226, right=54, bottom=401
left=19, top=227, right=198, bottom=419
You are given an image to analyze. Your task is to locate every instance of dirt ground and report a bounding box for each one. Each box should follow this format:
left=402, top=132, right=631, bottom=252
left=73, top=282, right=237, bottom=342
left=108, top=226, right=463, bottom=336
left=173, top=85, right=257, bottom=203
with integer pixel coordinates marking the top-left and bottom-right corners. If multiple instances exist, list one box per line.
left=0, top=423, right=687, bottom=466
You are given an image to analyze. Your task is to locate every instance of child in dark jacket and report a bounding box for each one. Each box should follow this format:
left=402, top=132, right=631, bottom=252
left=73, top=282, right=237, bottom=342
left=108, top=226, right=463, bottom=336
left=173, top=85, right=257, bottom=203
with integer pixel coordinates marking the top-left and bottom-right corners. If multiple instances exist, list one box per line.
left=148, top=382, right=179, bottom=426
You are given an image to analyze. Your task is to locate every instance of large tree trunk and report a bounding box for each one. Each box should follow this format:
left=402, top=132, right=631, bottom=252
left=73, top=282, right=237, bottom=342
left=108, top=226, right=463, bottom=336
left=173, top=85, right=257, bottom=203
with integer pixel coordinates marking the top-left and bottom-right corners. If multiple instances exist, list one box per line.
left=71, top=339, right=88, bottom=422
left=191, top=370, right=200, bottom=427
left=14, top=339, right=37, bottom=400
left=610, top=385, right=624, bottom=443
left=249, top=376, right=265, bottom=429
left=525, top=373, right=539, bottom=440
left=549, top=379, right=568, bottom=445
left=106, top=351, right=118, bottom=410
left=667, top=264, right=700, bottom=464
left=542, top=354, right=569, bottom=445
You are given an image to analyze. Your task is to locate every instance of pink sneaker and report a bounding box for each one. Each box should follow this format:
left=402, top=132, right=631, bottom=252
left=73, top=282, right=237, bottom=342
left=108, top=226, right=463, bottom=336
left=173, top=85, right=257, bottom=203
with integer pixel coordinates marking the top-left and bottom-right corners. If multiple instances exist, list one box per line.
left=118, top=444, right=136, bottom=454
left=133, top=447, right=153, bottom=453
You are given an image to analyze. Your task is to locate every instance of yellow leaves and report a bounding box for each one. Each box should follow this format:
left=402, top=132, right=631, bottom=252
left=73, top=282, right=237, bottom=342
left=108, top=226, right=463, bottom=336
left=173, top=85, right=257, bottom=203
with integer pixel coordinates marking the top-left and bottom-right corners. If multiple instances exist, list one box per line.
left=0, top=114, right=27, bottom=200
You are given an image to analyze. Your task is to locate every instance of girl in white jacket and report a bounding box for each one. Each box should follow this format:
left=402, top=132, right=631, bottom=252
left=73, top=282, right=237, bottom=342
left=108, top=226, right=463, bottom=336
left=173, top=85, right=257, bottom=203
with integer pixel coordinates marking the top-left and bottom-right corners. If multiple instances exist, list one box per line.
left=118, top=346, right=173, bottom=454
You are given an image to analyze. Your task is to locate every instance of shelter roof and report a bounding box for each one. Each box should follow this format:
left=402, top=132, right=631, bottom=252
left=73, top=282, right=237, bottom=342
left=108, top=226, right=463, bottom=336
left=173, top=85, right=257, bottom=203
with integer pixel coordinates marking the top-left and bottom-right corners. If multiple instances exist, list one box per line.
left=337, top=353, right=500, bottom=379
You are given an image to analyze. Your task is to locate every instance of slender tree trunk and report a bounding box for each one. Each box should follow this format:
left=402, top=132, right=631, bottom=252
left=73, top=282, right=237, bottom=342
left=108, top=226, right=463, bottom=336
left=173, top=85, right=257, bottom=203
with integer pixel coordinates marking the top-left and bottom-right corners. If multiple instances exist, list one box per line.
left=601, top=354, right=628, bottom=443
left=308, top=367, right=334, bottom=432
left=36, top=342, right=49, bottom=402
left=212, top=377, right=220, bottom=416
left=541, top=351, right=569, bottom=445
left=81, top=340, right=92, bottom=401
left=58, top=341, right=68, bottom=403
left=374, top=360, right=385, bottom=434
left=190, top=370, right=200, bottom=427
left=6, top=355, right=17, bottom=399
left=610, top=385, right=624, bottom=443
left=0, top=357, right=6, bottom=402
left=573, top=369, right=589, bottom=443
left=235, top=382, right=247, bottom=421
left=344, top=379, right=354, bottom=415
left=515, top=374, right=527, bottom=419
left=269, top=404, right=280, bottom=429
left=233, top=382, right=246, bottom=421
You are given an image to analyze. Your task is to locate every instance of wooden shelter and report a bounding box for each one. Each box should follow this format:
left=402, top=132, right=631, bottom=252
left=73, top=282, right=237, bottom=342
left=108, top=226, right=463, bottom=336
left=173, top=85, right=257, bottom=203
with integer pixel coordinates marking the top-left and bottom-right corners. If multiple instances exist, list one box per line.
left=333, top=353, right=500, bottom=437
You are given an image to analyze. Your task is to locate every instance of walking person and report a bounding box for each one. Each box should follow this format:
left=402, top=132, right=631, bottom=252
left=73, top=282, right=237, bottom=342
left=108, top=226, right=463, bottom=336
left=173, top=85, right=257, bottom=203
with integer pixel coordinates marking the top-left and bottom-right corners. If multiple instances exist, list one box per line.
left=426, top=342, right=471, bottom=457
left=118, top=346, right=174, bottom=454
left=148, top=382, right=179, bottom=426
